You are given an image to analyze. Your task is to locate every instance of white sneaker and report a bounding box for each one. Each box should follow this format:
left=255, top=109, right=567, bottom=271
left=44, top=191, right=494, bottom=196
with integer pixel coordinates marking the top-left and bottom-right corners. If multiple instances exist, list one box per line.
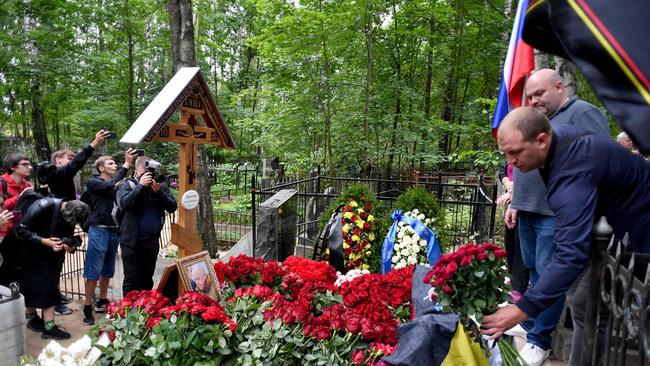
left=519, top=343, right=550, bottom=366
left=505, top=324, right=528, bottom=338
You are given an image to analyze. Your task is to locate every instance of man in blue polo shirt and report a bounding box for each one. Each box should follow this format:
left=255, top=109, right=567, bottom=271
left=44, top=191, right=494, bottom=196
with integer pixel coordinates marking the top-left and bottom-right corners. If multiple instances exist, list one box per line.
left=483, top=107, right=650, bottom=364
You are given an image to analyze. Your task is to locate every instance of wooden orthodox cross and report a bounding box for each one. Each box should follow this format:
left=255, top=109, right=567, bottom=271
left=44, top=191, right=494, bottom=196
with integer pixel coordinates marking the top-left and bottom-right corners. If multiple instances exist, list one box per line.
left=121, top=67, right=236, bottom=258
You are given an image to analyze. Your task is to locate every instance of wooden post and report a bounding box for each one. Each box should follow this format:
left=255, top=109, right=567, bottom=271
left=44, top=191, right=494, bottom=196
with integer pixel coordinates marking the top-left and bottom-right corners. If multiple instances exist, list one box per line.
left=176, top=108, right=201, bottom=257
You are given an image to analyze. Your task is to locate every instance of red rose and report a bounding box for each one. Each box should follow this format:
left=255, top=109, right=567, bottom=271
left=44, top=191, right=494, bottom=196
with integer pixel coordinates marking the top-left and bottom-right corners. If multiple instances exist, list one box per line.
left=477, top=252, right=488, bottom=261
left=430, top=292, right=437, bottom=301
left=423, top=270, right=434, bottom=284
left=444, top=285, right=453, bottom=294
left=350, top=215, right=357, bottom=222
left=345, top=205, right=353, bottom=212
left=360, top=211, right=368, bottom=219
left=352, top=349, right=366, bottom=364
left=445, top=261, right=458, bottom=275
left=363, top=222, right=371, bottom=232
left=494, top=249, right=507, bottom=258
left=460, top=256, right=472, bottom=267
left=365, top=203, right=372, bottom=211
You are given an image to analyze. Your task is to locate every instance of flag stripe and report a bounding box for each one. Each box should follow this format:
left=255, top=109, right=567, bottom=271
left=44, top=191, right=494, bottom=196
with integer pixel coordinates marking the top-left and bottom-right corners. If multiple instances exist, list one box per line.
left=575, top=0, right=650, bottom=93
left=568, top=0, right=650, bottom=105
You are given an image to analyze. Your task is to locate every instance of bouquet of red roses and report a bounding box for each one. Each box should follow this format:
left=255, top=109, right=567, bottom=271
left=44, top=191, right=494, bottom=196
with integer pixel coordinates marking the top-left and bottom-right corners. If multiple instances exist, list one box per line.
left=424, top=243, right=525, bottom=365
left=424, top=242, right=510, bottom=321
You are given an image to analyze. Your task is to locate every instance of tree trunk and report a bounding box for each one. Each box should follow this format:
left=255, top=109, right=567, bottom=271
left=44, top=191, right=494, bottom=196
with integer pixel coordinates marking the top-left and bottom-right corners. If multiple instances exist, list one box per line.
left=168, top=0, right=218, bottom=255
left=420, top=10, right=435, bottom=170
left=534, top=48, right=552, bottom=70
left=386, top=0, right=401, bottom=179
left=25, top=1, right=51, bottom=160
left=361, top=0, right=373, bottom=176
left=126, top=0, right=135, bottom=123
left=555, top=56, right=576, bottom=98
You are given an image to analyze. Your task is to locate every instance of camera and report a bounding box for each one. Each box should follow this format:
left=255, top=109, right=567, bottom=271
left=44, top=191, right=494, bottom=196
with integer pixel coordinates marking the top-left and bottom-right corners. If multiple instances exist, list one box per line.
left=36, top=161, right=57, bottom=186
left=145, top=160, right=165, bottom=183
left=61, top=235, right=83, bottom=248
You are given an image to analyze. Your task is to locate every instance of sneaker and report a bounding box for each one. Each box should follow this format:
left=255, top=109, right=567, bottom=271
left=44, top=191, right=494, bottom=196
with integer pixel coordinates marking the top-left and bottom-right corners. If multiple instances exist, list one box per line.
left=41, top=325, right=71, bottom=340
left=83, top=305, right=95, bottom=326
left=519, top=343, right=551, bottom=366
left=95, top=298, right=109, bottom=313
left=55, top=303, right=73, bottom=315
left=505, top=324, right=528, bottom=338
left=60, top=293, right=73, bottom=304
left=26, top=315, right=45, bottom=332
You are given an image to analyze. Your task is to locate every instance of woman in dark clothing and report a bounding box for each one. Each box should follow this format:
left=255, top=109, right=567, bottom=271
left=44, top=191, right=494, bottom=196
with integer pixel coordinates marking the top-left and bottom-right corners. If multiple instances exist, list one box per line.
left=15, top=198, right=89, bottom=340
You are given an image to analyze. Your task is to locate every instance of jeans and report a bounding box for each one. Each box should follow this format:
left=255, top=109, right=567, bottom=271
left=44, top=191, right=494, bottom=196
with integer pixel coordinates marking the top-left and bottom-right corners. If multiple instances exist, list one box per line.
left=84, top=226, right=120, bottom=281
left=518, top=211, right=565, bottom=350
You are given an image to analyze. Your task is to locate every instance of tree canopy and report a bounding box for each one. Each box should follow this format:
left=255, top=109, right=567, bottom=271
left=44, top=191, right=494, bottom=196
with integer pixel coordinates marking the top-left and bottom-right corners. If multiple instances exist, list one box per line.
left=0, top=0, right=607, bottom=176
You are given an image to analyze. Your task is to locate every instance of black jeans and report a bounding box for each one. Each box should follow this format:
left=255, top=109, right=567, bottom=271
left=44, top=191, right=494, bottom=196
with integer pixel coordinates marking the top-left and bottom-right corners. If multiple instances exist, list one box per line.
left=121, top=238, right=159, bottom=297
left=504, top=224, right=529, bottom=293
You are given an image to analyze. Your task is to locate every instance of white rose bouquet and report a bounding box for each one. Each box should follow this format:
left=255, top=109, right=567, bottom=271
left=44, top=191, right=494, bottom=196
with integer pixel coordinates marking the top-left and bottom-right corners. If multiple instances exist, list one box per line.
left=390, top=209, right=436, bottom=269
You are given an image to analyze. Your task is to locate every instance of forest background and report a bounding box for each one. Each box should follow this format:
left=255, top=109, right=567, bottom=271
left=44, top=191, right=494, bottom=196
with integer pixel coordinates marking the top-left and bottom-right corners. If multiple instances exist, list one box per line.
left=0, top=0, right=612, bottom=179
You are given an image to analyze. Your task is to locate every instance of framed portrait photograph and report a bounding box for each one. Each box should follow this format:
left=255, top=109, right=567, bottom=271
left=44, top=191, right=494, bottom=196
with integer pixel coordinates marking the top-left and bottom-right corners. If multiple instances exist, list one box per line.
left=176, top=251, right=221, bottom=300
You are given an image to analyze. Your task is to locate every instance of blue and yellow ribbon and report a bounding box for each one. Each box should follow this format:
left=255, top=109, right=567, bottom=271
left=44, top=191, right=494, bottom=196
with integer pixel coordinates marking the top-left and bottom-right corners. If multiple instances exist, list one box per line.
left=380, top=210, right=442, bottom=274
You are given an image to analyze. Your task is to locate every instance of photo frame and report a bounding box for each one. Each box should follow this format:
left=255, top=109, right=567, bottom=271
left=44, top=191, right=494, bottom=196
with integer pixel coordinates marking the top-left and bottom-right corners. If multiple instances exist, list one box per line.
left=176, top=251, right=221, bottom=300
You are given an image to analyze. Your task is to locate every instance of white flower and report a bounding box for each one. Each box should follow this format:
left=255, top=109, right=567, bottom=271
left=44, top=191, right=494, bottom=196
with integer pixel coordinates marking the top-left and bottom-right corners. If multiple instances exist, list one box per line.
left=67, top=336, right=92, bottom=360
left=418, top=213, right=426, bottom=221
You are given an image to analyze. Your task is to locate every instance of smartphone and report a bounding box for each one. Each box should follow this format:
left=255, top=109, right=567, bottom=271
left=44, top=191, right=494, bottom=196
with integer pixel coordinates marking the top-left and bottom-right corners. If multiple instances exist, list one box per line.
left=102, top=127, right=117, bottom=139
left=136, top=149, right=145, bottom=156
left=11, top=210, right=22, bottom=223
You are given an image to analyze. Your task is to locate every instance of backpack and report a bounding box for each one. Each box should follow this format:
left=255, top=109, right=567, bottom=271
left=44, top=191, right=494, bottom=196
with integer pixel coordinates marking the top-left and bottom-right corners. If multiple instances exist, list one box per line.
left=112, top=179, right=136, bottom=226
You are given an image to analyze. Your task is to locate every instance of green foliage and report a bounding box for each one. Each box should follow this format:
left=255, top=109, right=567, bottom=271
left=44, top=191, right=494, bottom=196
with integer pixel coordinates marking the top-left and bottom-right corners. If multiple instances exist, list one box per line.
left=393, top=187, right=448, bottom=251
left=0, top=0, right=515, bottom=176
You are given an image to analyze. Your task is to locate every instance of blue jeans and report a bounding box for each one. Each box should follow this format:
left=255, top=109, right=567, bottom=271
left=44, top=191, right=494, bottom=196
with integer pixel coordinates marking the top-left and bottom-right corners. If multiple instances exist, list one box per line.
left=518, top=211, right=565, bottom=350
left=83, top=226, right=119, bottom=281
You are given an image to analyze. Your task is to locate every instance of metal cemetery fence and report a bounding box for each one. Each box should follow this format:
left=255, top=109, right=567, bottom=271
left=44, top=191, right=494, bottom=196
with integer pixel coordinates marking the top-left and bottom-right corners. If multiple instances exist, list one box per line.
left=581, top=218, right=650, bottom=366
left=251, top=172, right=499, bottom=259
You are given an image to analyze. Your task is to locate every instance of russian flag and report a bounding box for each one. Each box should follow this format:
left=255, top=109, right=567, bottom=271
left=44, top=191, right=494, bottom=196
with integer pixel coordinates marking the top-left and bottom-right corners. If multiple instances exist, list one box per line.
left=492, top=0, right=535, bottom=135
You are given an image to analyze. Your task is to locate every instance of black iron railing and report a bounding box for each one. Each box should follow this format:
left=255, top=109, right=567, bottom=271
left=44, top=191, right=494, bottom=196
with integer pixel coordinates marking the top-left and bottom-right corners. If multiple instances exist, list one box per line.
left=251, top=172, right=498, bottom=258
left=582, top=217, right=650, bottom=365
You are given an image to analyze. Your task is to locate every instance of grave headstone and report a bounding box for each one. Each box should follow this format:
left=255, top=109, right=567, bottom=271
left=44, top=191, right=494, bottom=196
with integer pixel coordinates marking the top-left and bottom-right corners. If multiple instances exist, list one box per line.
left=255, top=189, right=298, bottom=261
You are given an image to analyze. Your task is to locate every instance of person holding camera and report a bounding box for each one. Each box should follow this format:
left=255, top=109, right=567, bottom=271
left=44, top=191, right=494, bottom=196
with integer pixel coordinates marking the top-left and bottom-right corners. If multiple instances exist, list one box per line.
left=81, top=149, right=137, bottom=325
left=42, top=129, right=111, bottom=315
left=116, top=156, right=177, bottom=296
left=15, top=198, right=89, bottom=340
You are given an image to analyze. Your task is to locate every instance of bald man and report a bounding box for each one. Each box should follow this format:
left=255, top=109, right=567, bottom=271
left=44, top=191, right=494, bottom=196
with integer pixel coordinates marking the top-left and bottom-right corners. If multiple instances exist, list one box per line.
left=485, top=107, right=650, bottom=365
left=503, top=69, right=609, bottom=365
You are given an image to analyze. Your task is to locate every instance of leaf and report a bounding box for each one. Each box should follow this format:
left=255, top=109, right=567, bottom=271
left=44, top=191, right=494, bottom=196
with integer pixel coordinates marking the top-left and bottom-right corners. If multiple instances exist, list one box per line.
left=474, top=270, right=485, bottom=278
left=473, top=299, right=486, bottom=309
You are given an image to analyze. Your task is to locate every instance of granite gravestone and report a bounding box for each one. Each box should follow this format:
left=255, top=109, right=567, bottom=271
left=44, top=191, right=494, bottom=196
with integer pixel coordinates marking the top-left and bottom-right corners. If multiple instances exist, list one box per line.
left=255, top=189, right=298, bottom=261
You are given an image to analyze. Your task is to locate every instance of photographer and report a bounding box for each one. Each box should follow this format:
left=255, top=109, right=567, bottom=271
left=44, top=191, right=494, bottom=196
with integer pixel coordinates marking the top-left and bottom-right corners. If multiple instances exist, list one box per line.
left=43, top=129, right=111, bottom=315
left=81, top=149, right=136, bottom=326
left=15, top=199, right=89, bottom=340
left=116, top=156, right=176, bottom=296
left=46, top=129, right=112, bottom=200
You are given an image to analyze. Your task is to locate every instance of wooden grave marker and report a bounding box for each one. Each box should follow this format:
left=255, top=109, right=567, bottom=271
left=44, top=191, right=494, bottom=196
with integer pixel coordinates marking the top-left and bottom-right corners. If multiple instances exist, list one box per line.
left=121, top=67, right=235, bottom=258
